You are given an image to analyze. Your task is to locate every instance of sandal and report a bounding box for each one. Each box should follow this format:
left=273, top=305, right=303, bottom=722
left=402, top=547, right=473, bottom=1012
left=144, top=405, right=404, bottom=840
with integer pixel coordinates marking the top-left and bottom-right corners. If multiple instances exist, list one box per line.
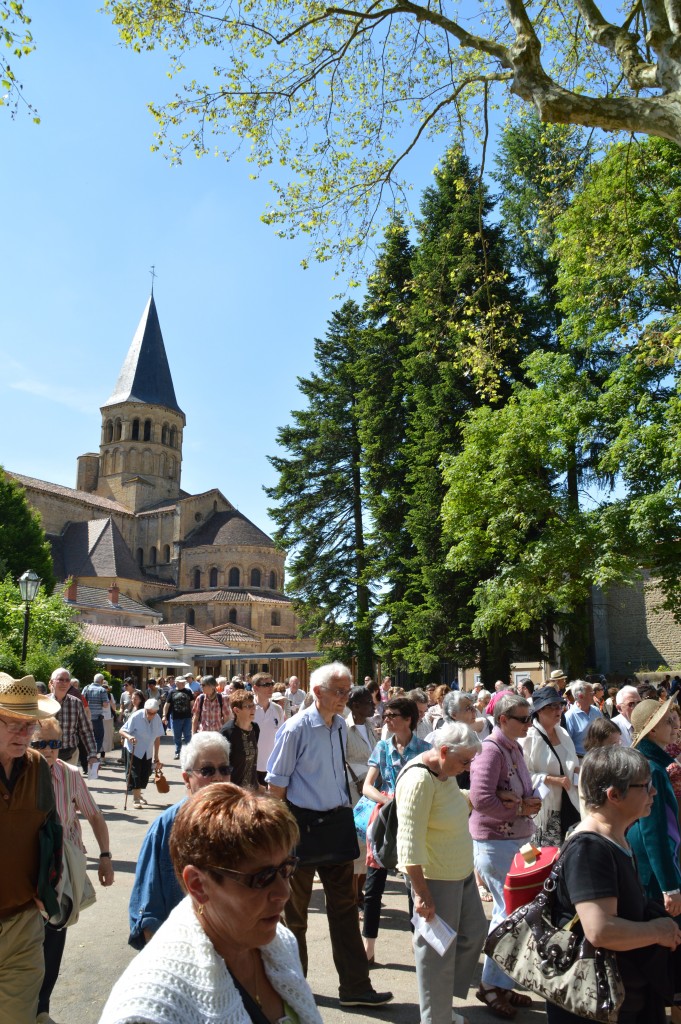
left=506, top=991, right=532, bottom=1008
left=476, top=986, right=516, bottom=1020
left=478, top=884, right=493, bottom=902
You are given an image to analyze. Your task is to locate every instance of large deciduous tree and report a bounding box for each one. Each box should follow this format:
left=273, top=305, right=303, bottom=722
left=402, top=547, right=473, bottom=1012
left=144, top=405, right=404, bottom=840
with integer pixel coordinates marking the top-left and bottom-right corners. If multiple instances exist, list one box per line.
left=266, top=301, right=375, bottom=678
left=98, top=0, right=681, bottom=263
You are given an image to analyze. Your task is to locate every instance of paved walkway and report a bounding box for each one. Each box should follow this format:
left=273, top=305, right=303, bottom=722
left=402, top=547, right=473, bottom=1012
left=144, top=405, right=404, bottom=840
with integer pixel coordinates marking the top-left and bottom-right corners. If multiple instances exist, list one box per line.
left=51, top=733, right=547, bottom=1024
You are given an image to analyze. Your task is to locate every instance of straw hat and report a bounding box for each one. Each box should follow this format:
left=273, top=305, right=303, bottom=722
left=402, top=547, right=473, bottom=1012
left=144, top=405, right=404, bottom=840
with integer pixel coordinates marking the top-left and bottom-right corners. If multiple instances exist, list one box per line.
left=632, top=697, right=677, bottom=746
left=0, top=673, right=61, bottom=720
left=549, top=669, right=567, bottom=682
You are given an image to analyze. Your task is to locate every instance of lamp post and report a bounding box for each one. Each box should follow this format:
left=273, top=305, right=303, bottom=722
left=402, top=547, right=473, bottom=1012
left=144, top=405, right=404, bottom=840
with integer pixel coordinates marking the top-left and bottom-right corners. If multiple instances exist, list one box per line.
left=19, top=570, right=41, bottom=664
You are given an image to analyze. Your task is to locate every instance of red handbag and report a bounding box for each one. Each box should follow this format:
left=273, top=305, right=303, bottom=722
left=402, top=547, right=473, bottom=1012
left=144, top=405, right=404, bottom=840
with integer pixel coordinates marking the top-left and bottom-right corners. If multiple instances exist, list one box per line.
left=503, top=844, right=560, bottom=914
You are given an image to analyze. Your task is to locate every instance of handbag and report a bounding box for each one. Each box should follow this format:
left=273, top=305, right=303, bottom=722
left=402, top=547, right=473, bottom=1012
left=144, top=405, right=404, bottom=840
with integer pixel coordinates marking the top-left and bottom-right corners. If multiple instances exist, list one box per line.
left=287, top=730, right=360, bottom=865
left=154, top=766, right=170, bottom=794
left=485, top=855, right=625, bottom=1022
left=503, top=845, right=560, bottom=914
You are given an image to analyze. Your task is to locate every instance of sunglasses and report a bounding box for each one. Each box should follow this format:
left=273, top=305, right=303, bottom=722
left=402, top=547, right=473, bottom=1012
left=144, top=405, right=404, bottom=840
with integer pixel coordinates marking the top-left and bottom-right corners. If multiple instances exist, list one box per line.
left=254, top=682, right=274, bottom=688
left=209, top=855, right=299, bottom=889
left=188, top=764, right=233, bottom=778
left=506, top=714, right=532, bottom=724
left=383, top=711, right=405, bottom=720
left=31, top=739, right=62, bottom=750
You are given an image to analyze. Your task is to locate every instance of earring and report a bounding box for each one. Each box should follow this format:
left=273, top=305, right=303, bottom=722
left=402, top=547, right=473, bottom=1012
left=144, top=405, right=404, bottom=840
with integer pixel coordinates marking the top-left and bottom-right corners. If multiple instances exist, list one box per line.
left=196, top=902, right=205, bottom=916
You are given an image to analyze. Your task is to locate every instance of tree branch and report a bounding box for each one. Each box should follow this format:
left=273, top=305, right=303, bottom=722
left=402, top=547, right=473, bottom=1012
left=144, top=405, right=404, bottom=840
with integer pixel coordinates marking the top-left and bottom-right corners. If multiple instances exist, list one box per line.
left=574, top=0, right=658, bottom=88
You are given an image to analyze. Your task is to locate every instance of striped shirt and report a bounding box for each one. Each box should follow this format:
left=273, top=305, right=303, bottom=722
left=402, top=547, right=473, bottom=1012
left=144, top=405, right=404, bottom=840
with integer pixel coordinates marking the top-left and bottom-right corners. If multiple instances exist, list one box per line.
left=50, top=758, right=98, bottom=850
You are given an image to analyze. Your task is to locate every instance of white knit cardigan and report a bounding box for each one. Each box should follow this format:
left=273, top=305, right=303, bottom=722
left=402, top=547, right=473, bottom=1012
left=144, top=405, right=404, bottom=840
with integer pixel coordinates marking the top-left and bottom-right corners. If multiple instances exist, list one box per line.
left=98, top=896, right=323, bottom=1024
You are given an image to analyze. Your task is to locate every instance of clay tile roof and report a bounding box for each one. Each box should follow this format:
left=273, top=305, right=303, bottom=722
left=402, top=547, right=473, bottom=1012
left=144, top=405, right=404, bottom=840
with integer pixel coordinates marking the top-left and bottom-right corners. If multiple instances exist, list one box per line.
left=208, top=623, right=263, bottom=644
left=56, top=518, right=150, bottom=583
left=183, top=510, right=274, bottom=549
left=163, top=588, right=291, bottom=605
left=61, top=583, right=160, bottom=617
left=148, top=623, right=231, bottom=649
left=104, top=295, right=185, bottom=418
left=82, top=624, right=176, bottom=650
left=8, top=472, right=131, bottom=515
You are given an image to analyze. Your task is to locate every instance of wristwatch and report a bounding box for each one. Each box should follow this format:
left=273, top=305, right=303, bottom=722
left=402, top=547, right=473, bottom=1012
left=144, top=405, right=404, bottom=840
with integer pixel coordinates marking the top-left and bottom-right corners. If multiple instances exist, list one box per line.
left=663, top=889, right=680, bottom=896
left=99, top=852, right=112, bottom=858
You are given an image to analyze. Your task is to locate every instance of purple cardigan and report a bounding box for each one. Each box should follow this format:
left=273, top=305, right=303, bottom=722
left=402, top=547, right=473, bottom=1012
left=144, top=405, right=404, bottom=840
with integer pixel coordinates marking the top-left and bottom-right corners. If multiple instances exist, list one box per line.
left=469, top=727, right=536, bottom=841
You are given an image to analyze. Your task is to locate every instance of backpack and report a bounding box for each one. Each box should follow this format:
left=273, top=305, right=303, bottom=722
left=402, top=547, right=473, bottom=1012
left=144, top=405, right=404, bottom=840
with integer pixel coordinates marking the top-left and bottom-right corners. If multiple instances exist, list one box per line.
left=367, top=762, right=437, bottom=871
left=171, top=690, right=192, bottom=716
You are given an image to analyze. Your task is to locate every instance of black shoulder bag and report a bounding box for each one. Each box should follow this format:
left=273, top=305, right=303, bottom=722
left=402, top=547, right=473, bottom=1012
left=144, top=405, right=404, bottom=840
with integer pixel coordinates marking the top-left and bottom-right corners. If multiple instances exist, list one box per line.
left=287, top=729, right=360, bottom=865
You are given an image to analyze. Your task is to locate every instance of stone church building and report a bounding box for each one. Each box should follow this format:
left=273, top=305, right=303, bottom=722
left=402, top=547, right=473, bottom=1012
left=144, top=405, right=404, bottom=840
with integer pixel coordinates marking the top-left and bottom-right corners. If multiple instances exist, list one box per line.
left=9, top=296, right=313, bottom=680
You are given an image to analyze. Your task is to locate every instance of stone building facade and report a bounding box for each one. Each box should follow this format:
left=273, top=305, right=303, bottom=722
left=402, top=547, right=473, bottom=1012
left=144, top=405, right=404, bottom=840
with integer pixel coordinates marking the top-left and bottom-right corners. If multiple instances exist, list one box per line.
left=8, top=295, right=312, bottom=676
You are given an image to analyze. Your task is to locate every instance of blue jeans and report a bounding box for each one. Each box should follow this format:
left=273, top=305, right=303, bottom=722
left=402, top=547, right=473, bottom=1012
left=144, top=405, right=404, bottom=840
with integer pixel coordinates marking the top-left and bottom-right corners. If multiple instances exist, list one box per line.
left=91, top=716, right=104, bottom=752
left=474, top=837, right=523, bottom=990
left=172, top=717, right=192, bottom=754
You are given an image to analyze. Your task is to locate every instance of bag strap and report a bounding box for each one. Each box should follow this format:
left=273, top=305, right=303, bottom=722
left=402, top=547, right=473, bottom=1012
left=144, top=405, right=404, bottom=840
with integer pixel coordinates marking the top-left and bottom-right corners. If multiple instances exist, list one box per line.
left=394, top=760, right=439, bottom=790
left=337, top=728, right=354, bottom=804
left=535, top=727, right=565, bottom=775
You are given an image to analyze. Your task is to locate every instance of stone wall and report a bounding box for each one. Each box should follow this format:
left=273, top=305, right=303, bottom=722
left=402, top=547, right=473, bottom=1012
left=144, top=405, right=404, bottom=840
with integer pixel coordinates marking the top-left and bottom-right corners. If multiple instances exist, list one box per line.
left=602, top=572, right=681, bottom=672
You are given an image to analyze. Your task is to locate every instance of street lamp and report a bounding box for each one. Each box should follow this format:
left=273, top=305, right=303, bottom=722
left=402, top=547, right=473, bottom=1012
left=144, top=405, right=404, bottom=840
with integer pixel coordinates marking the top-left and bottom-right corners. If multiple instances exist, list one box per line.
left=19, top=570, right=41, bottom=664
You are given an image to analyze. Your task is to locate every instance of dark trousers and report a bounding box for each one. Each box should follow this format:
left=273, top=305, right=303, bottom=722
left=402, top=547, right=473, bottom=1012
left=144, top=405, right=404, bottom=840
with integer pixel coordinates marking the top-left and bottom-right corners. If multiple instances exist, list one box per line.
left=172, top=717, right=192, bottom=754
left=363, top=865, right=414, bottom=938
left=91, top=716, right=104, bottom=752
left=37, top=923, right=67, bottom=1014
left=546, top=995, right=666, bottom=1024
left=285, top=859, right=371, bottom=999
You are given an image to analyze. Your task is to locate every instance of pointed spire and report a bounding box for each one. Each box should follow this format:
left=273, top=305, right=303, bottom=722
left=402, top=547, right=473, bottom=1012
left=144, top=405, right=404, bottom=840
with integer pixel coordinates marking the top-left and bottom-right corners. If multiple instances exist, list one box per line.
left=104, top=296, right=185, bottom=418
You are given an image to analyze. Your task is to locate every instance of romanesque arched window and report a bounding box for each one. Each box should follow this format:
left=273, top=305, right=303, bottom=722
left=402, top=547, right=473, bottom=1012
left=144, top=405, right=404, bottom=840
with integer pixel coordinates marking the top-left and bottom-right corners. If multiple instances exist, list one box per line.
left=169, top=426, right=177, bottom=448
left=168, top=456, right=176, bottom=479
left=129, top=449, right=139, bottom=472
left=142, top=449, right=153, bottom=474
left=159, top=452, right=167, bottom=478
left=228, top=609, right=237, bottom=623
left=187, top=608, right=195, bottom=626
left=250, top=568, right=261, bottom=588
left=136, top=547, right=144, bottom=566
left=271, top=610, right=281, bottom=626
left=163, top=545, right=171, bottom=563
left=269, top=570, right=277, bottom=590
left=161, top=424, right=168, bottom=445
left=228, top=567, right=240, bottom=587
left=143, top=418, right=152, bottom=441
left=131, top=418, right=140, bottom=441
left=150, top=546, right=157, bottom=566
left=114, top=418, right=122, bottom=441
left=209, top=567, right=218, bottom=588
left=105, top=420, right=114, bottom=443
left=193, top=568, right=201, bottom=590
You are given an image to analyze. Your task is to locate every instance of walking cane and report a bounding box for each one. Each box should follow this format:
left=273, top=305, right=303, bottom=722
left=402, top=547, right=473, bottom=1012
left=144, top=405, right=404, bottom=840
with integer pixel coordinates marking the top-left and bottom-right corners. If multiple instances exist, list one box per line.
left=123, top=740, right=135, bottom=810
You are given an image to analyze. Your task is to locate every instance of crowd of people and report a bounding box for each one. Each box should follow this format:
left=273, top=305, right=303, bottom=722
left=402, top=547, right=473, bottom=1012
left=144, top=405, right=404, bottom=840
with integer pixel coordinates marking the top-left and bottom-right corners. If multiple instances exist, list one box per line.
left=2, top=662, right=681, bottom=1024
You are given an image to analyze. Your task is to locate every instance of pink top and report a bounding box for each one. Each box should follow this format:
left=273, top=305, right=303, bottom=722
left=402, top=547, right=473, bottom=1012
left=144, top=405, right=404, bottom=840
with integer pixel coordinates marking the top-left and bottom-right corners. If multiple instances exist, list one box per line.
left=469, top=727, right=536, bottom=841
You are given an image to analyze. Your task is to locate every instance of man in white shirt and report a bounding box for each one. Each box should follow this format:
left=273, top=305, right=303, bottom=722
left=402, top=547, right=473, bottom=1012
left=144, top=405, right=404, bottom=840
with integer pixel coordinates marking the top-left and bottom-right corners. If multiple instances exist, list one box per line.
left=611, top=685, right=641, bottom=746
left=253, top=672, right=283, bottom=785
left=285, top=675, right=306, bottom=714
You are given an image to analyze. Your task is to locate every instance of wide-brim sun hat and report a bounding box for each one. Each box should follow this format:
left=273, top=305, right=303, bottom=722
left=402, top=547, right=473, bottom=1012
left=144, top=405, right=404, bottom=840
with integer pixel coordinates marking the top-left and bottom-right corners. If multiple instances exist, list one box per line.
left=632, top=697, right=677, bottom=746
left=530, top=686, right=565, bottom=716
left=0, top=673, right=61, bottom=720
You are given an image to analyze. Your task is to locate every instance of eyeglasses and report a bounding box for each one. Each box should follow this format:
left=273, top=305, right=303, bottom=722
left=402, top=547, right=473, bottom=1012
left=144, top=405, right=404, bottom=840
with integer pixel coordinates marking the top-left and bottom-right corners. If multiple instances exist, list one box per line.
left=188, top=764, right=233, bottom=778
left=321, top=687, right=351, bottom=699
left=506, top=714, right=532, bottom=725
left=0, top=716, right=36, bottom=734
left=31, top=739, right=62, bottom=750
left=629, top=780, right=655, bottom=794
left=238, top=702, right=256, bottom=709
left=254, top=682, right=274, bottom=688
left=209, top=855, right=299, bottom=889
left=53, top=676, right=70, bottom=684
left=383, top=711, right=405, bottom=720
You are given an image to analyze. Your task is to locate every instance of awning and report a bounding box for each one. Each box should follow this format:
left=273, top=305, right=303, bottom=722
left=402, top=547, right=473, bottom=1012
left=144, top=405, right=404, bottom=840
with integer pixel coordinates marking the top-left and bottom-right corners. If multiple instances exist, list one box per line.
left=94, top=655, right=191, bottom=668
left=226, top=651, right=322, bottom=660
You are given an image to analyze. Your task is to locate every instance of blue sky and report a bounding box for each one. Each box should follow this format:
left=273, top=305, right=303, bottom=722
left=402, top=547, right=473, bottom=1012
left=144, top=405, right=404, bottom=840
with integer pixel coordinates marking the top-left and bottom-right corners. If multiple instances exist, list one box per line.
left=0, top=2, right=473, bottom=537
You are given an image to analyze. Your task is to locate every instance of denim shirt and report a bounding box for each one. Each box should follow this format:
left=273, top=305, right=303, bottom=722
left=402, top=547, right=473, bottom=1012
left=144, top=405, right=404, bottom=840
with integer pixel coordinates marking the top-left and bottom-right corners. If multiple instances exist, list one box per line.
left=128, top=800, right=185, bottom=949
left=368, top=733, right=431, bottom=794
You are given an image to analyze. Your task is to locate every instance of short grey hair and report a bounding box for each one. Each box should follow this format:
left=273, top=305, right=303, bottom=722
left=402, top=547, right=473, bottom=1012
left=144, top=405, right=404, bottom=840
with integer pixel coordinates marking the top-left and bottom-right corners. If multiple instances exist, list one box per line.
left=93, top=673, right=105, bottom=685
left=581, top=745, right=649, bottom=810
left=442, top=691, right=475, bottom=721
left=616, top=685, right=639, bottom=708
left=494, top=693, right=530, bottom=725
left=476, top=689, right=492, bottom=704
left=571, top=680, right=592, bottom=700
left=180, top=732, right=231, bottom=772
left=310, top=661, right=352, bottom=693
left=432, top=721, right=482, bottom=755
left=406, top=688, right=427, bottom=704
